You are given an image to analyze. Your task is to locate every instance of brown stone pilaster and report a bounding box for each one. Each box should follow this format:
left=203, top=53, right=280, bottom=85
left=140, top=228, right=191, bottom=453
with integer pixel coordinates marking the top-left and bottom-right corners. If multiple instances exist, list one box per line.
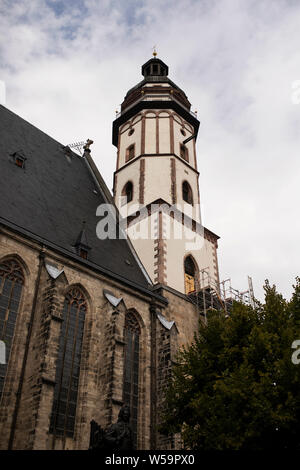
left=154, top=211, right=167, bottom=285
left=156, top=317, right=178, bottom=450
left=116, top=130, right=121, bottom=170
left=170, top=115, right=174, bottom=154
left=37, top=272, right=66, bottom=450
left=139, top=159, right=145, bottom=205
left=13, top=264, right=67, bottom=450
left=212, top=242, right=220, bottom=289
left=113, top=173, right=117, bottom=199
left=193, top=135, right=197, bottom=170
left=101, top=303, right=126, bottom=429
left=141, top=116, right=145, bottom=155
left=149, top=302, right=157, bottom=450
left=170, top=158, right=177, bottom=204
left=156, top=115, right=159, bottom=154
left=197, top=173, right=201, bottom=207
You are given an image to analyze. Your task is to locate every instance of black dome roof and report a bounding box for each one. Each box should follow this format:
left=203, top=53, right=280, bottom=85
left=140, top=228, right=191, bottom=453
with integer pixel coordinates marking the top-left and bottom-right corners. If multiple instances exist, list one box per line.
left=125, top=57, right=188, bottom=99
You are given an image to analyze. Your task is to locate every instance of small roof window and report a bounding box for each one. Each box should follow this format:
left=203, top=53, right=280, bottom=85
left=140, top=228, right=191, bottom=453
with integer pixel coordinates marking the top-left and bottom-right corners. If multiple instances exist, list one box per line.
left=11, top=151, right=26, bottom=169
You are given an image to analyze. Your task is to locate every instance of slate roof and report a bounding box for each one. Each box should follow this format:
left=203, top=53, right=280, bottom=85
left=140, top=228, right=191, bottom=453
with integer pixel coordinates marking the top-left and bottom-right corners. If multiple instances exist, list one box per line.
left=0, top=105, right=156, bottom=294
left=124, top=75, right=187, bottom=99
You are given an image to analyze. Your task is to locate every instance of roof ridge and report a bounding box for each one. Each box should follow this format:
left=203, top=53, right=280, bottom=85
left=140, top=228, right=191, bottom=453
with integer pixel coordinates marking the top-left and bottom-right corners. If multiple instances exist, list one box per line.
left=0, top=104, right=79, bottom=159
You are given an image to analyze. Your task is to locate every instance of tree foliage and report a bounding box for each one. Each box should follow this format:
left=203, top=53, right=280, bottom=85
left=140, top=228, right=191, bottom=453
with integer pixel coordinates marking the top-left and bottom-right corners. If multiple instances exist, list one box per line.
left=160, top=279, right=300, bottom=449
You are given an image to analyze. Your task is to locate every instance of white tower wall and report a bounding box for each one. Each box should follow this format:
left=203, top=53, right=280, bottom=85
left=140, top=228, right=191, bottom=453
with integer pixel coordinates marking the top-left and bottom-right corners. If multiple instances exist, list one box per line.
left=113, top=60, right=219, bottom=295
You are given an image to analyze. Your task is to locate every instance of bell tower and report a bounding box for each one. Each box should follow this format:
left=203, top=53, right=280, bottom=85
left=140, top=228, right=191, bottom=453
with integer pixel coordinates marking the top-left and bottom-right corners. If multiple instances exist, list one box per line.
left=112, top=55, right=220, bottom=295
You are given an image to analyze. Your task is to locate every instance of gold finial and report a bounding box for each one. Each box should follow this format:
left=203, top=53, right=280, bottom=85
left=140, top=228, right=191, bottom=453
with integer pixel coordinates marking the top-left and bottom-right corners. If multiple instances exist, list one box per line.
left=152, top=45, right=157, bottom=57
left=83, top=138, right=94, bottom=150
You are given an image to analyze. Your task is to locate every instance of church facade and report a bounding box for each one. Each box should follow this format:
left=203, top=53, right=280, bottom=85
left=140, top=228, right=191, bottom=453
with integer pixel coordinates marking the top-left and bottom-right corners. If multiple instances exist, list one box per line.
left=0, top=56, right=219, bottom=450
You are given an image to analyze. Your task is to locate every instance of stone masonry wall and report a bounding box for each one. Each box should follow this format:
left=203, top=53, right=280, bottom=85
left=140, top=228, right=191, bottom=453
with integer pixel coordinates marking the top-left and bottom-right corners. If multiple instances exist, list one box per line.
left=0, top=226, right=159, bottom=450
left=156, top=318, right=178, bottom=450
left=0, top=226, right=199, bottom=451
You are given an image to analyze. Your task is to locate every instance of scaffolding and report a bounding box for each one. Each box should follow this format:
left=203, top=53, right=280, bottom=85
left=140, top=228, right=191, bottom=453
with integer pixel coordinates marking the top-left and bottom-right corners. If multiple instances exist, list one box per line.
left=188, top=268, right=256, bottom=321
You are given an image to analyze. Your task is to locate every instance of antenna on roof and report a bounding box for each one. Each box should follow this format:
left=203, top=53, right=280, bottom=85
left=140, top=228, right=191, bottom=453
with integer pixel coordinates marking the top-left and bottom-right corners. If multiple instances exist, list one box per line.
left=68, top=141, right=85, bottom=156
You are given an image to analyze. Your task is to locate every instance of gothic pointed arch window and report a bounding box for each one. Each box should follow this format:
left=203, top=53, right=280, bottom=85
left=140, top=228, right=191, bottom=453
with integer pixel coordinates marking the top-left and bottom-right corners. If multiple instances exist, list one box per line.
left=184, top=256, right=197, bottom=294
left=122, top=181, right=133, bottom=205
left=49, top=287, right=87, bottom=438
left=182, top=181, right=193, bottom=205
left=0, top=258, right=25, bottom=399
left=123, top=311, right=140, bottom=447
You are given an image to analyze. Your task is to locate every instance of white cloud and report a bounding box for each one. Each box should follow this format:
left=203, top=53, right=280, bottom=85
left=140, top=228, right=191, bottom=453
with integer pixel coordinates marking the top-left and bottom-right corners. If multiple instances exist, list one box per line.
left=0, top=80, right=5, bottom=105
left=1, top=0, right=299, bottom=300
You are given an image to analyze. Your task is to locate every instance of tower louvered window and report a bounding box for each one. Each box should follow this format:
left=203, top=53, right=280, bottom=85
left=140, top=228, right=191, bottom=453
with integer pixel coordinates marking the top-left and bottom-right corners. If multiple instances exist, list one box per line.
left=184, top=256, right=196, bottom=294
left=122, top=181, right=133, bottom=204
left=49, top=287, right=86, bottom=438
left=182, top=181, right=193, bottom=205
left=180, top=144, right=189, bottom=162
left=0, top=259, right=24, bottom=399
left=123, top=313, right=140, bottom=447
left=126, top=144, right=135, bottom=162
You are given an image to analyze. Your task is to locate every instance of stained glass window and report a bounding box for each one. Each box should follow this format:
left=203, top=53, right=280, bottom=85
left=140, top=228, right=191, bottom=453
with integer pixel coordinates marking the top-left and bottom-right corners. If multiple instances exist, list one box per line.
left=123, top=312, right=140, bottom=448
left=0, top=259, right=24, bottom=399
left=49, top=287, right=86, bottom=438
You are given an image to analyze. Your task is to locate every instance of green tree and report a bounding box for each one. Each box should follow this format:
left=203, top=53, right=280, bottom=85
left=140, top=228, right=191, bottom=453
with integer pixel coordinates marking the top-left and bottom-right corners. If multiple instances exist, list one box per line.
left=160, top=279, right=300, bottom=450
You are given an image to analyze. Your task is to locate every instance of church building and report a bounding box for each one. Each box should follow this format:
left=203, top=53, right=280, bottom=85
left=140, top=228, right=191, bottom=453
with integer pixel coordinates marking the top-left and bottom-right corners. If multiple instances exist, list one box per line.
left=0, top=55, right=220, bottom=450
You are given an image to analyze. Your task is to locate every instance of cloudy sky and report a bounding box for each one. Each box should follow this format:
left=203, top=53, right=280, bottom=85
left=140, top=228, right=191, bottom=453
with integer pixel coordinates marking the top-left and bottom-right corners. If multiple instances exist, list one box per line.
left=1, top=0, right=299, bottom=301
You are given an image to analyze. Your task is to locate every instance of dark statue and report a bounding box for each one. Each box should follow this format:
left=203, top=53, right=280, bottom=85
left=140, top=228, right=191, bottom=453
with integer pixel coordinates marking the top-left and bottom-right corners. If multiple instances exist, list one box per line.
left=89, top=405, right=134, bottom=451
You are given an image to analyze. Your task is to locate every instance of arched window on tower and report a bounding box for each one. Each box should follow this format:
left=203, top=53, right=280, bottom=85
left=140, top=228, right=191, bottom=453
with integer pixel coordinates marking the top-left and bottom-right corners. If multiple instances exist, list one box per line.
left=184, top=256, right=197, bottom=294
left=49, top=287, right=86, bottom=439
left=0, top=259, right=24, bottom=399
left=123, top=312, right=140, bottom=448
left=122, top=181, right=133, bottom=205
left=182, top=181, right=193, bottom=205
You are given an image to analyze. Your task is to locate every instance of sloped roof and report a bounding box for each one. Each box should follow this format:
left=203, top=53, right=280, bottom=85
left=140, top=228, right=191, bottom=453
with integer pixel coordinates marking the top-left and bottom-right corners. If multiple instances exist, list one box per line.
left=0, top=105, right=154, bottom=293
left=124, top=76, right=186, bottom=98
